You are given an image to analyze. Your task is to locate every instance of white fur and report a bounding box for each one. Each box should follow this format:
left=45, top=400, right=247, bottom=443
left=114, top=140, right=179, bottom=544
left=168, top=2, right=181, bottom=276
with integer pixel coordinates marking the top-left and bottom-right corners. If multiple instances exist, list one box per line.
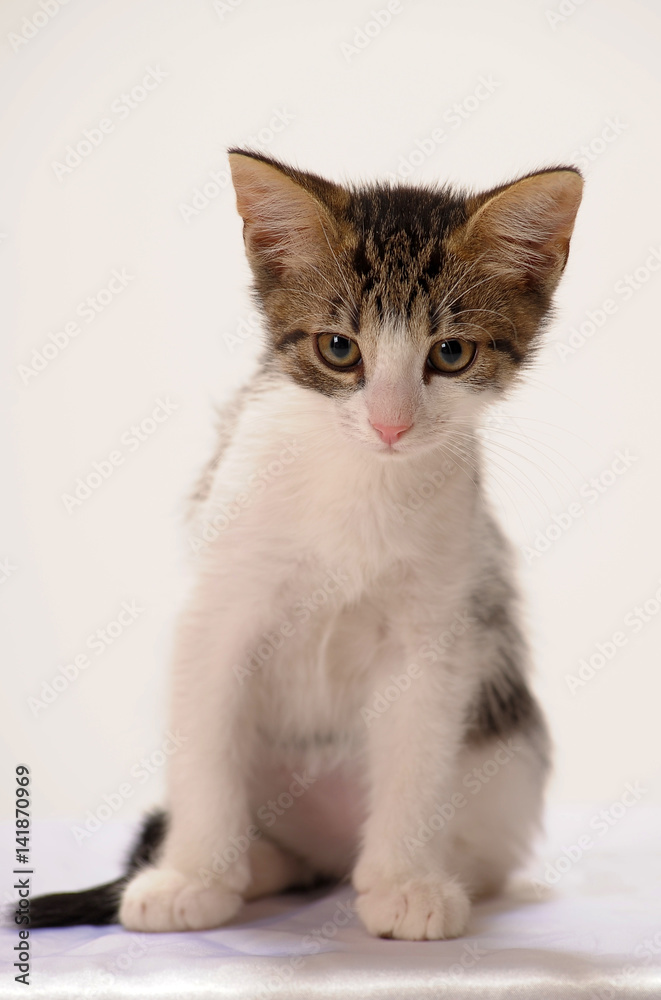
left=119, top=328, right=546, bottom=940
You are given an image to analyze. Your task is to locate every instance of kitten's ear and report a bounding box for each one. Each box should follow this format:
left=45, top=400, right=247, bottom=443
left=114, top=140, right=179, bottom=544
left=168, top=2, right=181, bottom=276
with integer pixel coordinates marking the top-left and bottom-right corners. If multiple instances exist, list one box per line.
left=456, top=169, right=583, bottom=290
left=228, top=151, right=341, bottom=276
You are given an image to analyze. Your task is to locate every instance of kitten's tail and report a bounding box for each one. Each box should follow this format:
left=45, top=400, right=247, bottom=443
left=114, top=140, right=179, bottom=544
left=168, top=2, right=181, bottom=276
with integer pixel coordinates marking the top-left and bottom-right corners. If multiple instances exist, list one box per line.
left=22, top=810, right=167, bottom=929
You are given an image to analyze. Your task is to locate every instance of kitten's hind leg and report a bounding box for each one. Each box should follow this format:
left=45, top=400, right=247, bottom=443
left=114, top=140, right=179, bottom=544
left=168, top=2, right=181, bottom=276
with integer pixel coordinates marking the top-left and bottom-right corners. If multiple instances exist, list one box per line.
left=119, top=835, right=315, bottom=931
left=445, top=729, right=550, bottom=900
left=243, top=837, right=316, bottom=900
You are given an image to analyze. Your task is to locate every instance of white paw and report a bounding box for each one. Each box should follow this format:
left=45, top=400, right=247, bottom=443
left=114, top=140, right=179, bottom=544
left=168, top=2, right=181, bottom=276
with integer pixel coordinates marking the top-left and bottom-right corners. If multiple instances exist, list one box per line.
left=355, top=873, right=470, bottom=940
left=119, top=867, right=243, bottom=932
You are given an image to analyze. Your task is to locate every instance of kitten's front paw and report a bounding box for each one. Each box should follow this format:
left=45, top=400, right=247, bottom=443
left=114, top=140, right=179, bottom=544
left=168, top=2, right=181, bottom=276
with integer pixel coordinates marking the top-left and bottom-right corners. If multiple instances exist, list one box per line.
left=119, top=867, right=242, bottom=932
left=355, top=873, right=470, bottom=940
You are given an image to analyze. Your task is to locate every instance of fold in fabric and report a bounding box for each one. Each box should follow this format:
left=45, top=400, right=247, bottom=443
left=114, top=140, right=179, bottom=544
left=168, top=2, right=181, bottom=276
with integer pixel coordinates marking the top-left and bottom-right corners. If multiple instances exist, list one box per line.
left=2, top=807, right=661, bottom=999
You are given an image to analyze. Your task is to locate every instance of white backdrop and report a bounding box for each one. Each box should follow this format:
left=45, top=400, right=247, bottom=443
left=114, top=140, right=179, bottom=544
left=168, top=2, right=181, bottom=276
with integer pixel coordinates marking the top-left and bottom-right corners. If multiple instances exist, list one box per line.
left=2, top=0, right=660, bottom=829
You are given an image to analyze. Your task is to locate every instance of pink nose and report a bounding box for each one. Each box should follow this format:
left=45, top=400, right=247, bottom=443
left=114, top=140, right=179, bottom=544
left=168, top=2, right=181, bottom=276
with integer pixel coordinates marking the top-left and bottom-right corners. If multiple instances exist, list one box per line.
left=370, top=422, right=412, bottom=446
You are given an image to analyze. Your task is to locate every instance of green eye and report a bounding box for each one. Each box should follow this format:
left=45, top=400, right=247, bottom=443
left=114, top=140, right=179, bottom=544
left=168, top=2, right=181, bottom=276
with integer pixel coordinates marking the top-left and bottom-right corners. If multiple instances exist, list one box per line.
left=427, top=339, right=476, bottom=374
left=316, top=334, right=362, bottom=369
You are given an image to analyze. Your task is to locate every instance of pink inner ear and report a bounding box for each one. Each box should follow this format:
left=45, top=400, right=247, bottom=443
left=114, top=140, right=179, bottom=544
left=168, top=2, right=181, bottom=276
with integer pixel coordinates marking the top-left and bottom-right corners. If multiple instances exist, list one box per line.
left=229, top=154, right=334, bottom=270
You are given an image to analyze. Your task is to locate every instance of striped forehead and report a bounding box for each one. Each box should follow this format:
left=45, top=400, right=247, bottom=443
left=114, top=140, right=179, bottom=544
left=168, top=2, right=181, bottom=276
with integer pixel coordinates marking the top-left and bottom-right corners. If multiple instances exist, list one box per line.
left=346, top=185, right=467, bottom=325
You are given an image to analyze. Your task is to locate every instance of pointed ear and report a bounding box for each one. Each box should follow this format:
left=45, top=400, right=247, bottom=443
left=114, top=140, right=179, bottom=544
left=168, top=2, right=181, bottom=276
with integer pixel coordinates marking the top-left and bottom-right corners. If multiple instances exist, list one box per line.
left=455, top=169, right=583, bottom=290
left=228, top=152, right=340, bottom=277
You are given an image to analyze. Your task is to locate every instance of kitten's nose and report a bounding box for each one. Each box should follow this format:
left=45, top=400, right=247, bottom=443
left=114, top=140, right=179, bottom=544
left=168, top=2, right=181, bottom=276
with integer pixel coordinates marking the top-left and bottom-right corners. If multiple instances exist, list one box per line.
left=370, top=422, right=412, bottom=446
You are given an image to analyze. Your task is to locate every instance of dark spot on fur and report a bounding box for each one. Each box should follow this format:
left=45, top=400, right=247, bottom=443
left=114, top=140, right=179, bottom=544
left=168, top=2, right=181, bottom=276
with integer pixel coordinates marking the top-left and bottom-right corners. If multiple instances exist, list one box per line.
left=487, top=339, right=524, bottom=364
left=277, top=329, right=310, bottom=350
left=465, top=665, right=541, bottom=744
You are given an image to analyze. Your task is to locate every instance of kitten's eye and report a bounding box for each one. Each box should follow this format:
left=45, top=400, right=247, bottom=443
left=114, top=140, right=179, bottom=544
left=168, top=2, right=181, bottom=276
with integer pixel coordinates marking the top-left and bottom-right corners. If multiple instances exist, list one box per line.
left=316, top=333, right=362, bottom=369
left=427, top=339, right=477, bottom=374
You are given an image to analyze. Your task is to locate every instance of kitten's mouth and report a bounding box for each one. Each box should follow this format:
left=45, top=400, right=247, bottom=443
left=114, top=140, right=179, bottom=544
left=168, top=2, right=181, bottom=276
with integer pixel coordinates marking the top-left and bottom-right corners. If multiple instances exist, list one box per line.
left=373, top=438, right=413, bottom=457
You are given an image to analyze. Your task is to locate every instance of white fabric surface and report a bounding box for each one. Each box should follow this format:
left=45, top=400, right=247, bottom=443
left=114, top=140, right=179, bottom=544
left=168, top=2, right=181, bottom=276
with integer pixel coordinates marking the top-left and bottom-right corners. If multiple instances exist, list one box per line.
left=2, top=807, right=661, bottom=998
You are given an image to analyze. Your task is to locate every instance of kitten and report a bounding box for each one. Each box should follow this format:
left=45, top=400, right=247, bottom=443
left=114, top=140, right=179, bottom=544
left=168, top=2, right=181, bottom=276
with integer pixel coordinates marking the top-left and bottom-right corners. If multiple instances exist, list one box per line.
left=29, top=150, right=582, bottom=940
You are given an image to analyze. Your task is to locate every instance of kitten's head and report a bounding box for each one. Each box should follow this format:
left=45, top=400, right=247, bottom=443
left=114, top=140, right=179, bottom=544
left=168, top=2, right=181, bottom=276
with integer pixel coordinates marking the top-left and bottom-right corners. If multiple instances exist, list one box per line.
left=228, top=149, right=582, bottom=457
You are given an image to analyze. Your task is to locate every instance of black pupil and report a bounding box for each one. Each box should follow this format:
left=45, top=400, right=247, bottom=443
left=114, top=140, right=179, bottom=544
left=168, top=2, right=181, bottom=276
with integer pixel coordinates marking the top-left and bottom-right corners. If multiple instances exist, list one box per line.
left=331, top=336, right=352, bottom=359
left=440, top=340, right=463, bottom=363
